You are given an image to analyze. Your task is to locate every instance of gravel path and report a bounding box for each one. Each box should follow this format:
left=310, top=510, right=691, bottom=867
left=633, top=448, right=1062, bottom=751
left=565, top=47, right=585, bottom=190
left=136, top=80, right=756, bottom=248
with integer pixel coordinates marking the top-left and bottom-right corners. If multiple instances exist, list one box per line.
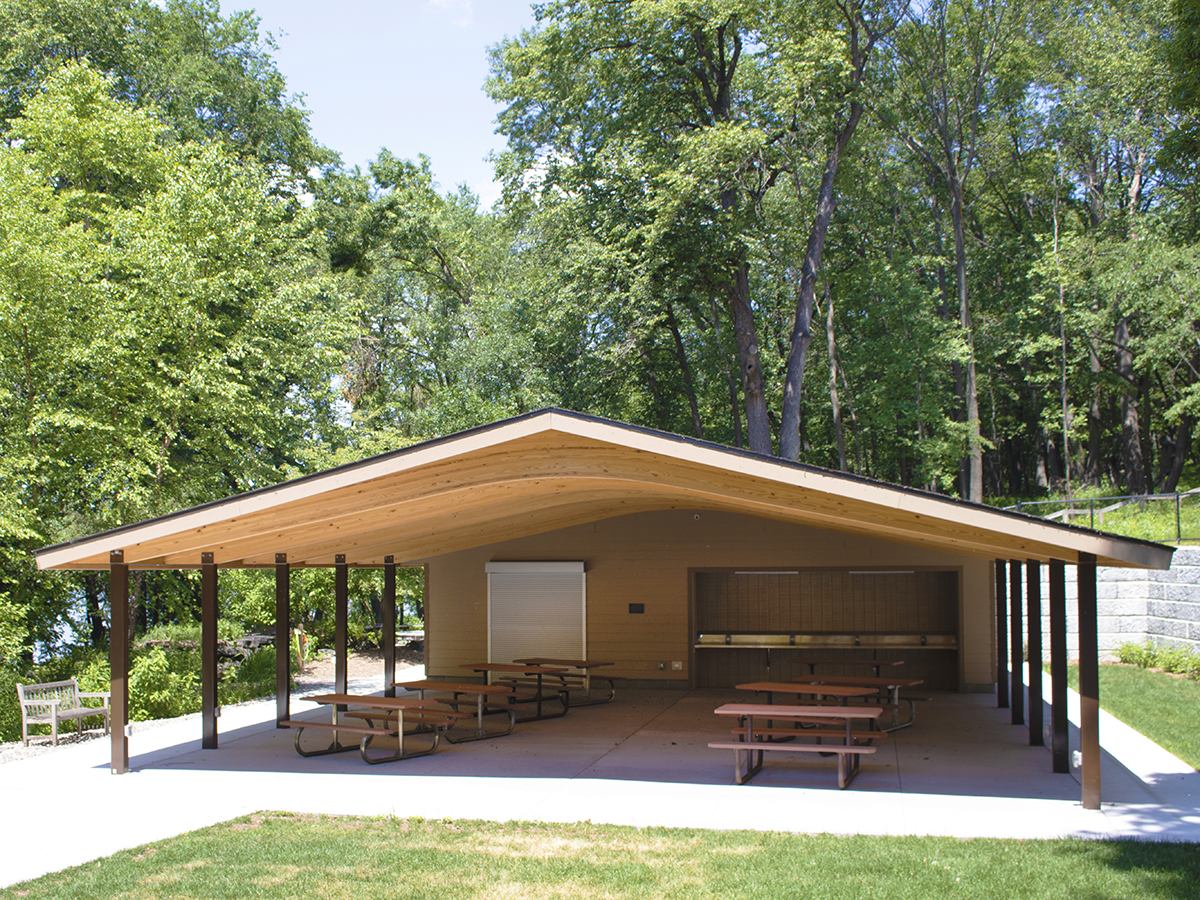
left=1, top=646, right=424, bottom=765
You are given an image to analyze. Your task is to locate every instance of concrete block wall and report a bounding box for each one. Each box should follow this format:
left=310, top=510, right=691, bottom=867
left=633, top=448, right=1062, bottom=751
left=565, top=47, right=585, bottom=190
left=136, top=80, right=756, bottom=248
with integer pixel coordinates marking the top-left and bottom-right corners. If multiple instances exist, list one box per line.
left=1016, top=546, right=1200, bottom=661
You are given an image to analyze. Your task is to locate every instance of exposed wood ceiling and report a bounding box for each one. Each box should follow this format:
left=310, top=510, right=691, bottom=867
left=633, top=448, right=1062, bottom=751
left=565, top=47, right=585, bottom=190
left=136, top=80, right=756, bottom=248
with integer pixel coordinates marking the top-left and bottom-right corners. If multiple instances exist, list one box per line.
left=36, top=410, right=1175, bottom=571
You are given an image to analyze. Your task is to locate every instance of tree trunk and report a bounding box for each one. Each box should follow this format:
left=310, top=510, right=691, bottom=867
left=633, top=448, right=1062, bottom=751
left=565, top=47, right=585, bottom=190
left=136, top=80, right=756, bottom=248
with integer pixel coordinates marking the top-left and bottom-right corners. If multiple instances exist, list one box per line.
left=1162, top=417, right=1192, bottom=493
left=709, top=296, right=743, bottom=448
left=825, top=281, right=847, bottom=471
left=85, top=572, right=107, bottom=648
left=665, top=303, right=704, bottom=439
left=728, top=260, right=771, bottom=454
left=780, top=101, right=864, bottom=461
left=1115, top=315, right=1146, bottom=494
left=949, top=175, right=983, bottom=502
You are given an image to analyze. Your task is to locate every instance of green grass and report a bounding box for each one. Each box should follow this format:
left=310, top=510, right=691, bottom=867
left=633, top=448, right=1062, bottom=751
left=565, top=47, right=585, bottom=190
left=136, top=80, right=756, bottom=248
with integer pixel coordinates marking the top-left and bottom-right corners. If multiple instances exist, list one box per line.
left=1064, top=664, right=1200, bottom=770
left=3, top=814, right=1199, bottom=900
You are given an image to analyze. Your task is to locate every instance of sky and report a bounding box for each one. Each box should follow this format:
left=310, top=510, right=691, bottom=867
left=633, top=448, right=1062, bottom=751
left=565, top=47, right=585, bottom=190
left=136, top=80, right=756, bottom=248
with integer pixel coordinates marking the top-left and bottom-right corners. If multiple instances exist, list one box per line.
left=220, top=0, right=538, bottom=207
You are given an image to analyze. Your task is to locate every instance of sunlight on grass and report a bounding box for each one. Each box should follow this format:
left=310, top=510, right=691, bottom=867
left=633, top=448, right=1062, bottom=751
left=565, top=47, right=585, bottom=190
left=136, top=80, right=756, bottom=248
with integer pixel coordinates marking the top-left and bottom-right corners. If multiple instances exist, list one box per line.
left=1064, top=664, right=1200, bottom=770
left=3, top=815, right=1199, bottom=900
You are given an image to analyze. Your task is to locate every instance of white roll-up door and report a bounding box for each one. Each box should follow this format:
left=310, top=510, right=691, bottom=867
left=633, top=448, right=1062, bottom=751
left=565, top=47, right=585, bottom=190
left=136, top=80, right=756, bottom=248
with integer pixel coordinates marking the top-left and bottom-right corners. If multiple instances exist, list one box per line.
left=486, top=561, right=586, bottom=663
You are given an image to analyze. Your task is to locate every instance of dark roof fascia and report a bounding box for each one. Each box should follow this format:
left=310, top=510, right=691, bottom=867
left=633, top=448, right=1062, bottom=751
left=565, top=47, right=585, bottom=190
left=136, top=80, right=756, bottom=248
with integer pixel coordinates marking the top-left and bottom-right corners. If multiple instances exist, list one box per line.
left=36, top=406, right=1171, bottom=558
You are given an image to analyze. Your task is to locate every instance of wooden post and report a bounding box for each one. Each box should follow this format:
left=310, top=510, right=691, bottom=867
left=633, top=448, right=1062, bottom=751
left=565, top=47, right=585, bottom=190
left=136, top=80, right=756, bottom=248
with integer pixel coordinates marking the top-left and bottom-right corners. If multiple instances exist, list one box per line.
left=335, top=555, right=348, bottom=702
left=201, top=552, right=218, bottom=750
left=275, top=554, right=290, bottom=727
left=109, top=551, right=129, bottom=775
left=1010, top=559, right=1024, bottom=726
left=1049, top=559, right=1070, bottom=773
left=1026, top=559, right=1043, bottom=746
left=1078, top=552, right=1101, bottom=809
left=995, top=559, right=1009, bottom=708
left=383, top=556, right=396, bottom=698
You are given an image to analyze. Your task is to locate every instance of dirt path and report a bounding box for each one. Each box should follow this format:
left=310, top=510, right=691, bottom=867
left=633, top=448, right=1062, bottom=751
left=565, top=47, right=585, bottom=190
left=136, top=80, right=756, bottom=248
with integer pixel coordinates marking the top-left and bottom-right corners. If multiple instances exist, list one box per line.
left=293, top=644, right=424, bottom=691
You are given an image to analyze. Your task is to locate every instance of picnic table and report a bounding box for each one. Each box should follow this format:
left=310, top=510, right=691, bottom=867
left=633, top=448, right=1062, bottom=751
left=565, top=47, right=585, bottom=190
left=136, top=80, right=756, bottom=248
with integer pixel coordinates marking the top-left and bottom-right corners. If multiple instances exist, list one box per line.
left=512, top=657, right=616, bottom=706
left=711, top=703, right=884, bottom=788
left=459, top=663, right=571, bottom=721
left=797, top=657, right=906, bottom=677
left=281, top=693, right=466, bottom=764
left=791, top=674, right=926, bottom=731
left=736, top=680, right=878, bottom=706
left=395, top=679, right=518, bottom=742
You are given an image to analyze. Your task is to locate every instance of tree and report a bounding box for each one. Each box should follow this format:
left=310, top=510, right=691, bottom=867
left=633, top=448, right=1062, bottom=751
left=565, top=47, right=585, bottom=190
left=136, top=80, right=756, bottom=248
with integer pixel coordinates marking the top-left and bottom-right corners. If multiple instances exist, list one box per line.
left=0, top=63, right=342, bottom=651
left=0, top=0, right=329, bottom=185
left=881, top=0, right=1026, bottom=501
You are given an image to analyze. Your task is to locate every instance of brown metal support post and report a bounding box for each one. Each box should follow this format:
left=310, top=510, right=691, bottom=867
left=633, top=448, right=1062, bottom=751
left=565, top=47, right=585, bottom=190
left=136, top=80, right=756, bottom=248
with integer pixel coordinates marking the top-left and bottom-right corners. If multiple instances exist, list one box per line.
left=1049, top=559, right=1070, bottom=773
left=109, top=551, right=129, bottom=774
left=383, top=556, right=396, bottom=698
left=1078, top=552, right=1101, bottom=809
left=335, top=555, right=348, bottom=703
left=275, top=554, right=290, bottom=727
left=1010, top=559, right=1024, bottom=726
left=201, top=552, right=218, bottom=749
left=996, top=559, right=1009, bottom=708
left=1026, top=559, right=1044, bottom=746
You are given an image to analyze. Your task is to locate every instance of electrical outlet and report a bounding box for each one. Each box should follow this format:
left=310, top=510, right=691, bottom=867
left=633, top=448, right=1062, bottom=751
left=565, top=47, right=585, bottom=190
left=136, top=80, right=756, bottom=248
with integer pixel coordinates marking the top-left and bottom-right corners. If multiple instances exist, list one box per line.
left=658, top=661, right=665, bottom=670
left=671, top=660, right=682, bottom=671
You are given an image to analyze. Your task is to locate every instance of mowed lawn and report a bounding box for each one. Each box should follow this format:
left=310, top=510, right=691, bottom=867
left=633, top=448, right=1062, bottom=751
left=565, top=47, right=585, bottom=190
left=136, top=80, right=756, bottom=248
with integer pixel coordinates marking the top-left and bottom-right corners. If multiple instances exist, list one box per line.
left=3, top=814, right=1199, bottom=900
left=1065, top=664, right=1200, bottom=770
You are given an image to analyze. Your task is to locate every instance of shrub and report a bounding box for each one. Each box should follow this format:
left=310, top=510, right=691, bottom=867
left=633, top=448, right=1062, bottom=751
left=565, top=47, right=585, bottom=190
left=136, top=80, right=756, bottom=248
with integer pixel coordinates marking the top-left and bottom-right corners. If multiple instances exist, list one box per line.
left=1115, top=640, right=1200, bottom=680
left=220, top=646, right=279, bottom=705
left=140, top=619, right=244, bottom=646
left=129, top=648, right=199, bottom=721
left=1116, top=641, right=1156, bottom=667
left=0, top=663, right=25, bottom=742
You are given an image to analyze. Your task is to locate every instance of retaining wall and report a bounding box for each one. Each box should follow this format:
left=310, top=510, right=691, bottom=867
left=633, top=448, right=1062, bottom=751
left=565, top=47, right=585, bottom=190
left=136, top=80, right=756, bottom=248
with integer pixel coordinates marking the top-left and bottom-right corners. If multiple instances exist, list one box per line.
left=1020, top=546, right=1200, bottom=660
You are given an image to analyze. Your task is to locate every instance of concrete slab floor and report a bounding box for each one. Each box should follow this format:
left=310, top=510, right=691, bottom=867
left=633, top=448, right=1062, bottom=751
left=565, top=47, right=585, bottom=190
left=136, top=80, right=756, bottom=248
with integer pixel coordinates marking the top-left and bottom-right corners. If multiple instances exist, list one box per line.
left=1, top=676, right=1198, bottom=888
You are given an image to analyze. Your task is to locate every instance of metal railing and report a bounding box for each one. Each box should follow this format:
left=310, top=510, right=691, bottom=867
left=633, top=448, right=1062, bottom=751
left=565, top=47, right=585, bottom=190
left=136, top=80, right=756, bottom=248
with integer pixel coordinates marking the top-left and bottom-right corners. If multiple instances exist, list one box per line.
left=1004, top=488, right=1200, bottom=543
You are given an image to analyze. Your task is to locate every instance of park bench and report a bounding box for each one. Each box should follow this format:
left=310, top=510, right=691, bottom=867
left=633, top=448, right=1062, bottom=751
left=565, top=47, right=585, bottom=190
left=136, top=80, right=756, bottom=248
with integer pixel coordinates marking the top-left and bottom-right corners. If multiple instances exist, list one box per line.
left=16, top=679, right=111, bottom=747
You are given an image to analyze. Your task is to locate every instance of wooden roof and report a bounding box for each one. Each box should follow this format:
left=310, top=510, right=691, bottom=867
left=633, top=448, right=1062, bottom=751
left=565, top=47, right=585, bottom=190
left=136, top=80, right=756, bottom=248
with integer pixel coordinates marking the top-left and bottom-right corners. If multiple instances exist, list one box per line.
left=36, top=409, right=1174, bottom=571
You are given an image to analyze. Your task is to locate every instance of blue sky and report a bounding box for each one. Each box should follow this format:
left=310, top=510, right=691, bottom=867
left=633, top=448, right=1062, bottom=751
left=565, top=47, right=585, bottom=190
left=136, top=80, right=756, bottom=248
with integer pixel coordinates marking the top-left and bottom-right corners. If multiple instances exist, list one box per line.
left=222, top=1, right=537, bottom=207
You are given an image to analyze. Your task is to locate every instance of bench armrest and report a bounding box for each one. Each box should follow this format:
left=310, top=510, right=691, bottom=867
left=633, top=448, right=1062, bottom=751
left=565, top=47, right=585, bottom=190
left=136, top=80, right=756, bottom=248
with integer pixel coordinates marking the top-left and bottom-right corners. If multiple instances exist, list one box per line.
left=80, top=692, right=111, bottom=707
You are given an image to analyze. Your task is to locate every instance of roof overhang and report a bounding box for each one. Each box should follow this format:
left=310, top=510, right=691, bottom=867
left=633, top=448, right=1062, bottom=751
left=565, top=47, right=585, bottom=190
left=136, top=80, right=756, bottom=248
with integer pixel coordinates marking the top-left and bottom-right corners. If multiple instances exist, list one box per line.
left=36, top=409, right=1175, bottom=571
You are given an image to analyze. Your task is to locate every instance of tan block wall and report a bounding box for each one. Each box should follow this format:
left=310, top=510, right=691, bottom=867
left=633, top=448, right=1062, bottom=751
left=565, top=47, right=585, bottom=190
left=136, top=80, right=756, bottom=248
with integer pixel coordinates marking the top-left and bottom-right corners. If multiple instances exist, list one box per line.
left=419, top=509, right=994, bottom=690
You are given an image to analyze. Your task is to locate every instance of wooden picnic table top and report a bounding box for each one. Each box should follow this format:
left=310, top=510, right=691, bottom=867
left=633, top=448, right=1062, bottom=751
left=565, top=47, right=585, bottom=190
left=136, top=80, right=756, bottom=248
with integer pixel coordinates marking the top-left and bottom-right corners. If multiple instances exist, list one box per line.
left=395, top=680, right=515, bottom=695
left=512, top=657, right=614, bottom=669
left=791, top=675, right=926, bottom=689
left=306, top=693, right=442, bottom=710
left=799, top=657, right=906, bottom=669
left=460, top=663, right=570, bottom=674
left=715, top=703, right=885, bottom=720
left=736, top=681, right=880, bottom=699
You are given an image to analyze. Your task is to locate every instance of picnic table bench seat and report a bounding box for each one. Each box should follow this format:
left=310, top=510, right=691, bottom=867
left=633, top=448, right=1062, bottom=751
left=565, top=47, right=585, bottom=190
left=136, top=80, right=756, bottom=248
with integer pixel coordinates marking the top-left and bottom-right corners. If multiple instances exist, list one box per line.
left=712, top=703, right=884, bottom=788
left=283, top=693, right=455, bottom=764
left=729, top=727, right=884, bottom=742
left=395, top=680, right=522, bottom=742
left=16, top=679, right=111, bottom=747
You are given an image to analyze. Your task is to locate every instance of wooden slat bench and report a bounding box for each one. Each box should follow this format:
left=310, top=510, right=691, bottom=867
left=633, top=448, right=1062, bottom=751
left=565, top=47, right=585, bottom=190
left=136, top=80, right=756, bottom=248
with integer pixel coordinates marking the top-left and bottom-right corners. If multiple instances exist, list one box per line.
left=16, top=679, right=111, bottom=747
left=712, top=703, right=883, bottom=788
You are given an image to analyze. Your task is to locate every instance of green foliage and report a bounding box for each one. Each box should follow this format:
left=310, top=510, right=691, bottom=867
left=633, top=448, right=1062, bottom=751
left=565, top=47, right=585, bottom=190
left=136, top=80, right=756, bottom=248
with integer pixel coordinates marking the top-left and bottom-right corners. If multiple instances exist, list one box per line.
left=140, top=619, right=244, bottom=646
left=1115, top=640, right=1200, bottom=679
left=128, top=647, right=197, bottom=721
left=0, top=0, right=329, bottom=183
left=219, top=568, right=423, bottom=650
left=220, top=647, right=277, bottom=706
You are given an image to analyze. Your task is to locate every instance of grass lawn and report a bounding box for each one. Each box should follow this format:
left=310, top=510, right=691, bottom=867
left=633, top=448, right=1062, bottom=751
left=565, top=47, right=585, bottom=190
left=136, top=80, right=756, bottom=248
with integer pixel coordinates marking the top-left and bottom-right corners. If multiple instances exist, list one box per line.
left=1062, top=663, right=1200, bottom=770
left=2, top=814, right=1199, bottom=900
